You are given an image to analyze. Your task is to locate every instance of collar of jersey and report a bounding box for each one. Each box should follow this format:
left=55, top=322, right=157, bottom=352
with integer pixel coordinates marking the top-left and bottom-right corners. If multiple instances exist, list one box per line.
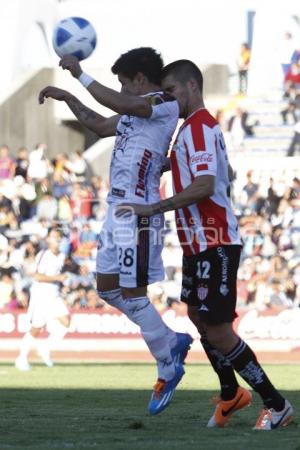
left=141, top=91, right=164, bottom=97
left=184, top=107, right=206, bottom=122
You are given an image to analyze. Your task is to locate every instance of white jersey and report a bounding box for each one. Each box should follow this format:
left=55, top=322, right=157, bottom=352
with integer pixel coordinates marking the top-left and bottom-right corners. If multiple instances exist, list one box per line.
left=107, top=92, right=179, bottom=204
left=30, top=249, right=65, bottom=298
left=170, top=108, right=242, bottom=256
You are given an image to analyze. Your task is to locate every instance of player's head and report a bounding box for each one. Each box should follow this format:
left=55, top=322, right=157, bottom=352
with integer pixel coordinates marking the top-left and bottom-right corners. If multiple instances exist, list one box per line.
left=161, top=60, right=203, bottom=118
left=111, top=47, right=163, bottom=95
left=46, top=227, right=63, bottom=253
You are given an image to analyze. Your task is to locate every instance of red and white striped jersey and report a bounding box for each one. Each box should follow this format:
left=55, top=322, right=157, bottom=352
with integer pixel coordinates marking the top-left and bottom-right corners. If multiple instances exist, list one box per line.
left=170, top=108, right=242, bottom=256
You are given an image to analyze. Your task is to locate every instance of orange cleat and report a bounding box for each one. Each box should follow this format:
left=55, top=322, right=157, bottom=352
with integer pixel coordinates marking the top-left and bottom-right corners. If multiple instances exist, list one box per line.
left=253, top=400, right=293, bottom=430
left=207, top=386, right=252, bottom=427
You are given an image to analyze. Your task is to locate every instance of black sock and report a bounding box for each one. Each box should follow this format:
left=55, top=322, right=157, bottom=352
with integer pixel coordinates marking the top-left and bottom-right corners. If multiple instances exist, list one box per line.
left=226, top=338, right=285, bottom=411
left=201, top=334, right=239, bottom=401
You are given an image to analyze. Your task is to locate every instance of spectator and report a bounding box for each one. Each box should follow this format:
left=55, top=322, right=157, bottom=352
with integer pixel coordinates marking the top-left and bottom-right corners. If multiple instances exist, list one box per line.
left=237, top=43, right=251, bottom=94
left=36, top=193, right=57, bottom=221
left=57, top=195, right=72, bottom=223
left=227, top=107, right=256, bottom=150
left=288, top=177, right=300, bottom=200
left=0, top=145, right=15, bottom=181
left=67, top=150, right=88, bottom=182
left=281, top=83, right=300, bottom=124
left=287, top=120, right=300, bottom=156
left=242, top=171, right=259, bottom=212
left=267, top=178, right=282, bottom=216
left=291, top=46, right=300, bottom=65
left=284, top=62, right=300, bottom=87
left=278, top=32, right=295, bottom=78
left=268, top=280, right=293, bottom=308
left=15, top=147, right=29, bottom=180
left=70, top=183, right=93, bottom=220
left=52, top=173, right=71, bottom=199
left=28, top=143, right=50, bottom=181
left=79, top=222, right=97, bottom=244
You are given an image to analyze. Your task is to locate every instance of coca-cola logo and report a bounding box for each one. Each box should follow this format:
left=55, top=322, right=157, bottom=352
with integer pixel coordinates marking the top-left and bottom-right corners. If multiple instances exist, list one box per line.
left=190, top=153, right=213, bottom=164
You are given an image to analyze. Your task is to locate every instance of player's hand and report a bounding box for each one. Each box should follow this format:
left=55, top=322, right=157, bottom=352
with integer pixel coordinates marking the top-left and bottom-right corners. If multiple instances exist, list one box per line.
left=115, top=203, right=155, bottom=218
left=59, top=55, right=82, bottom=78
left=39, top=86, right=70, bottom=104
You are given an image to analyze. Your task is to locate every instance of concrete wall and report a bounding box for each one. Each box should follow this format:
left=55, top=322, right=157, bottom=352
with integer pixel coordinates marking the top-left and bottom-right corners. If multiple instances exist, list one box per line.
left=203, top=65, right=230, bottom=97
left=0, top=69, right=84, bottom=157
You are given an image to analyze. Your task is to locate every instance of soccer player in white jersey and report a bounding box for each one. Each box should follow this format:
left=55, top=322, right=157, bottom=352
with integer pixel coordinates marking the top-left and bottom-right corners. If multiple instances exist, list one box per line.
left=15, top=228, right=70, bottom=371
left=116, top=60, right=294, bottom=430
left=39, top=48, right=192, bottom=415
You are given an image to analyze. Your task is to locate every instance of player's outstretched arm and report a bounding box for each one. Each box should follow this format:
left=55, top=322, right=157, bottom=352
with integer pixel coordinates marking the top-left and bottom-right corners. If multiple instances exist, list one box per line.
left=116, top=175, right=215, bottom=217
left=59, top=55, right=152, bottom=118
left=38, top=86, right=119, bottom=137
left=153, top=175, right=215, bottom=213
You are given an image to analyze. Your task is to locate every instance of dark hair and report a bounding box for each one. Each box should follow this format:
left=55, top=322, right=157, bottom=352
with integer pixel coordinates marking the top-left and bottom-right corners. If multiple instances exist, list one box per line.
left=48, top=227, right=64, bottom=238
left=111, top=47, right=163, bottom=85
left=162, top=59, right=203, bottom=92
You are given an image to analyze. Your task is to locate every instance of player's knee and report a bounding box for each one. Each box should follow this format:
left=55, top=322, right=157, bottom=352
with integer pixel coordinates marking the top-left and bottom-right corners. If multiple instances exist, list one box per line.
left=206, top=323, right=237, bottom=353
left=60, top=315, right=71, bottom=328
left=30, top=327, right=41, bottom=337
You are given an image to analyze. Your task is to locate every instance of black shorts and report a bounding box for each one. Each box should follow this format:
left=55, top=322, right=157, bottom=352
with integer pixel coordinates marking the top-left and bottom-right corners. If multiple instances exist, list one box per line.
left=181, top=245, right=242, bottom=325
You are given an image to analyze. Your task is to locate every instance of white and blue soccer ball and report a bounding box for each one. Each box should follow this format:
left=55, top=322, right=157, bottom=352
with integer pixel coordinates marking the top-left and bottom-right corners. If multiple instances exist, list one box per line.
left=52, top=17, right=97, bottom=61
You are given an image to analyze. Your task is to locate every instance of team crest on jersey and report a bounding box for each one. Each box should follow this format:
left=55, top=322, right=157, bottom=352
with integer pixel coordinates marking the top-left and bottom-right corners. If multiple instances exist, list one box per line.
left=197, top=284, right=208, bottom=301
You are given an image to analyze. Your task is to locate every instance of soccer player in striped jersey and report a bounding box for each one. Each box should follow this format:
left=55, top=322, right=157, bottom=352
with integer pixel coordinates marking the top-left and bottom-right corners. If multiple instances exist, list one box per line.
left=116, top=60, right=293, bottom=430
left=39, top=48, right=193, bottom=415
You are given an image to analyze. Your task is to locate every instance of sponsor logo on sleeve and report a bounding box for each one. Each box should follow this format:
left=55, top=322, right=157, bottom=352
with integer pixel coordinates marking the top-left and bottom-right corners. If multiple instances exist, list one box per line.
left=111, top=187, right=126, bottom=198
left=219, top=283, right=229, bottom=296
left=190, top=153, right=213, bottom=165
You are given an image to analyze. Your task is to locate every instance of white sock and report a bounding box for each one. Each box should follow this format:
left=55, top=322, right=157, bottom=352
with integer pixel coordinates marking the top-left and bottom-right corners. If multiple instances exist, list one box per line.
left=19, top=332, right=36, bottom=360
left=166, top=327, right=177, bottom=350
left=43, top=320, right=68, bottom=355
left=99, top=290, right=177, bottom=380
left=125, top=296, right=176, bottom=381
left=99, top=289, right=177, bottom=349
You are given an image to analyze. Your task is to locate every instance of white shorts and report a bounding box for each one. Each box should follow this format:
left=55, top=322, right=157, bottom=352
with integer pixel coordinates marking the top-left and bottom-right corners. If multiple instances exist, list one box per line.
left=28, top=293, right=69, bottom=328
left=96, top=204, right=165, bottom=287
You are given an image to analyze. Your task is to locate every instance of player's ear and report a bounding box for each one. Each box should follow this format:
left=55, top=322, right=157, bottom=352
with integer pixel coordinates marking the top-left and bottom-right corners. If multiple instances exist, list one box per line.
left=189, top=78, right=198, bottom=92
left=135, top=72, right=147, bottom=85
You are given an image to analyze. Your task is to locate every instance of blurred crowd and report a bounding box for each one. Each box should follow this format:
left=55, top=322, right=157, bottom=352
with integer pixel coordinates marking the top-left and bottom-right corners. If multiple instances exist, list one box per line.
left=0, top=142, right=108, bottom=312
left=0, top=139, right=300, bottom=314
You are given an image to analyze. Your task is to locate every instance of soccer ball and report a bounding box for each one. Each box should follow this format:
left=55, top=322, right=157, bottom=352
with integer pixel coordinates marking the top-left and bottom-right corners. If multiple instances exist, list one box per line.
left=52, top=17, right=97, bottom=61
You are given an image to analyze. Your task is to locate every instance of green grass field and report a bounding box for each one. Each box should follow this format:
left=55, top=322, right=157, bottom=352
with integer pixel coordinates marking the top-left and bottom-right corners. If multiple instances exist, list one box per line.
left=0, top=363, right=299, bottom=450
